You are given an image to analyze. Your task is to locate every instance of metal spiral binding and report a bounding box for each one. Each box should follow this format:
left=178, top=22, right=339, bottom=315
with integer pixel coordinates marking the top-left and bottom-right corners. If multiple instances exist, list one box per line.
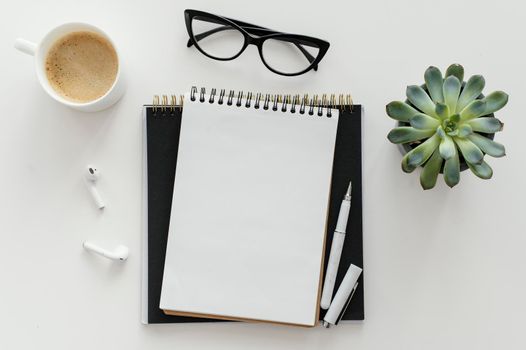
left=272, top=95, right=281, bottom=111
left=281, top=95, right=289, bottom=112
left=227, top=90, right=235, bottom=105
left=209, top=88, right=216, bottom=103
left=263, top=94, right=270, bottom=110
left=152, top=87, right=353, bottom=117
left=151, top=94, right=184, bottom=114
left=290, top=95, right=299, bottom=113
left=254, top=93, right=261, bottom=109
left=309, top=95, right=318, bottom=115
left=300, top=94, right=309, bottom=114
left=245, top=92, right=252, bottom=108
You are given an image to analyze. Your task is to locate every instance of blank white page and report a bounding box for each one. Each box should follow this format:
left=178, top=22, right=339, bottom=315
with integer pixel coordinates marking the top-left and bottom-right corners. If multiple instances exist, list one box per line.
left=160, top=94, right=339, bottom=326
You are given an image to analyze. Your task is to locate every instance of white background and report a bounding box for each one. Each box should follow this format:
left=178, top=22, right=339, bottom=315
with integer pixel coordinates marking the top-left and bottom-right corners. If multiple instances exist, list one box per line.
left=0, top=0, right=525, bottom=349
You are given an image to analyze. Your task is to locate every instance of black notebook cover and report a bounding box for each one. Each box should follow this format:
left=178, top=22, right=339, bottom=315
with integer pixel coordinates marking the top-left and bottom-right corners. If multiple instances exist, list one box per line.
left=142, top=104, right=364, bottom=324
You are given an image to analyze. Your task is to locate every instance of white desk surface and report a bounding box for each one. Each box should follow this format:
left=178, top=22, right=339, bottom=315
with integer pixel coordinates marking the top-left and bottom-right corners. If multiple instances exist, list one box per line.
left=1, top=0, right=525, bottom=349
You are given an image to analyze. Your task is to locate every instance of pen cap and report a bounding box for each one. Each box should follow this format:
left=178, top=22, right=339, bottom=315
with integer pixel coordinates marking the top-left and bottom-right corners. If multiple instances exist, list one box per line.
left=335, top=282, right=359, bottom=325
left=323, top=264, right=362, bottom=326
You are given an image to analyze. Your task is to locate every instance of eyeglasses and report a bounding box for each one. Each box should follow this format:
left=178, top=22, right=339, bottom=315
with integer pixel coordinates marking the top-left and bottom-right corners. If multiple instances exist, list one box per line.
left=184, top=9, right=330, bottom=77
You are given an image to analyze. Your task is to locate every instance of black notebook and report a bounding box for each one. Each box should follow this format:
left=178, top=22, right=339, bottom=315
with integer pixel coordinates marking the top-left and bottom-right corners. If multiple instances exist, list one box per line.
left=141, top=90, right=364, bottom=324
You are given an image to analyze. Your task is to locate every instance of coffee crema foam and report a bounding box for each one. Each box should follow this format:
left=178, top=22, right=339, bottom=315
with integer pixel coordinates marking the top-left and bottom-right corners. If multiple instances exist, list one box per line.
left=45, top=31, right=118, bottom=103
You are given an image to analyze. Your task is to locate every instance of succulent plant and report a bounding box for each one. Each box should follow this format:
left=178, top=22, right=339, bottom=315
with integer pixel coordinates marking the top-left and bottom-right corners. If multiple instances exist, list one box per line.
left=386, top=64, right=508, bottom=190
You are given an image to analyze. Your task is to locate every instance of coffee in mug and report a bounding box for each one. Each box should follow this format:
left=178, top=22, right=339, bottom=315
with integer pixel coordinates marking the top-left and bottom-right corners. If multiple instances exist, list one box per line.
left=45, top=31, right=118, bottom=103
left=15, top=23, right=125, bottom=112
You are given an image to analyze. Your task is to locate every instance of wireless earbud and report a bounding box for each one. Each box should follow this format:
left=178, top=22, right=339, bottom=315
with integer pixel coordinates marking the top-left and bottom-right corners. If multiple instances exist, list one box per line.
left=83, top=241, right=129, bottom=261
left=85, top=165, right=105, bottom=209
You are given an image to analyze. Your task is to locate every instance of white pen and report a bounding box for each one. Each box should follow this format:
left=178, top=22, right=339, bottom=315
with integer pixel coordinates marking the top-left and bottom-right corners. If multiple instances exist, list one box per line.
left=320, top=181, right=352, bottom=310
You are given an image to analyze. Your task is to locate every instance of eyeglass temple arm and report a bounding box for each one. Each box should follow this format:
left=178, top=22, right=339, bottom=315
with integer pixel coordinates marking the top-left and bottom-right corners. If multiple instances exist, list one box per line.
left=187, top=24, right=318, bottom=71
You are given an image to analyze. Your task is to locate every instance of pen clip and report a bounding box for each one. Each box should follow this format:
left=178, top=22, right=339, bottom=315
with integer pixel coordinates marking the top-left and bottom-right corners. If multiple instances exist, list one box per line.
left=335, top=282, right=359, bottom=325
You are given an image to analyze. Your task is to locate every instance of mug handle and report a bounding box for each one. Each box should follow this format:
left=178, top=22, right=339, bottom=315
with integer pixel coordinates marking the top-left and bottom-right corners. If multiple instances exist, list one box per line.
left=14, top=38, right=37, bottom=56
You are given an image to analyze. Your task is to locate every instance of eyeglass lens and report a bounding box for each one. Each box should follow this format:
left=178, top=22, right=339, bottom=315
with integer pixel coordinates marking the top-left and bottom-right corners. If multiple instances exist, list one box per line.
left=191, top=15, right=321, bottom=75
left=262, top=38, right=320, bottom=74
left=191, top=16, right=246, bottom=59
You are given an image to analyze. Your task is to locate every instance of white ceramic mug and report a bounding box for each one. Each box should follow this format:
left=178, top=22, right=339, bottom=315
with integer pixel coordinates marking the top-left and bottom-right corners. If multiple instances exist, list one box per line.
left=14, top=22, right=125, bottom=112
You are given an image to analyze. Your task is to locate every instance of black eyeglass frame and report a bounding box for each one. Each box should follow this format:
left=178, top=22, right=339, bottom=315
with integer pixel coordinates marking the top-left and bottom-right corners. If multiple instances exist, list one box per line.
left=184, top=9, right=330, bottom=77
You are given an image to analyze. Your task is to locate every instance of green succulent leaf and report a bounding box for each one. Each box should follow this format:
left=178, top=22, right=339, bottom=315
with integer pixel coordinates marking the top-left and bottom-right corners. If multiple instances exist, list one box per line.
left=402, top=154, right=417, bottom=173
left=467, top=117, right=504, bottom=133
left=443, top=76, right=461, bottom=114
left=386, top=101, right=420, bottom=122
left=443, top=147, right=460, bottom=188
left=435, top=103, right=450, bottom=120
left=439, top=134, right=456, bottom=160
left=467, top=133, right=506, bottom=157
left=424, top=66, right=444, bottom=103
left=458, top=124, right=473, bottom=138
left=445, top=64, right=464, bottom=82
left=420, top=149, right=443, bottom=190
left=456, top=75, right=485, bottom=113
left=481, top=91, right=509, bottom=115
left=460, top=100, right=486, bottom=121
left=406, top=85, right=438, bottom=118
left=410, top=113, right=440, bottom=130
left=387, top=127, right=435, bottom=144
left=455, top=137, right=484, bottom=164
left=403, top=134, right=441, bottom=168
left=467, top=160, right=493, bottom=179
left=436, top=125, right=446, bottom=138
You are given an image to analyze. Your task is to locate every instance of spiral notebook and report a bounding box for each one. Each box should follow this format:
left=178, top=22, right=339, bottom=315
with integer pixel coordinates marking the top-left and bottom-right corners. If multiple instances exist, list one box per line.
left=142, top=88, right=364, bottom=326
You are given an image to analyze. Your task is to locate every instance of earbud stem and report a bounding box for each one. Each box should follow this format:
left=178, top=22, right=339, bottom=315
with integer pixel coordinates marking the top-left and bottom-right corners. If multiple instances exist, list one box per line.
left=83, top=241, right=128, bottom=261
left=88, top=185, right=105, bottom=209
